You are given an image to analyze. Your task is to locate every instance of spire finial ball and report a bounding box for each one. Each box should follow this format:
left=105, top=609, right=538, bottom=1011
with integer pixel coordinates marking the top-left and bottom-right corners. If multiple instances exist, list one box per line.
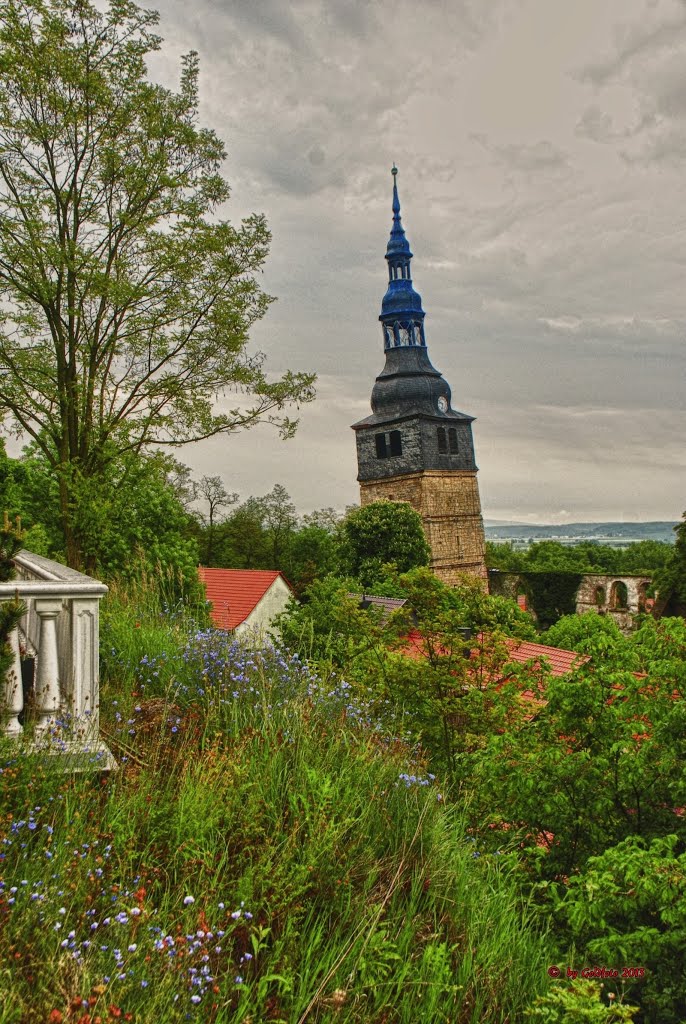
left=391, top=164, right=398, bottom=177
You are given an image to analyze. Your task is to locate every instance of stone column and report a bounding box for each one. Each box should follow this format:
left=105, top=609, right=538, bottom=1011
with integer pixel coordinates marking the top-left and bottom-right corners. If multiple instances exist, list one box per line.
left=3, top=626, right=23, bottom=738
left=33, top=598, right=63, bottom=739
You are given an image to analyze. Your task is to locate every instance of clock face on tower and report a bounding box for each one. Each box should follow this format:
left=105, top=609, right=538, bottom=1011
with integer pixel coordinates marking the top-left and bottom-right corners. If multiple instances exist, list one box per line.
left=437, top=396, right=448, bottom=413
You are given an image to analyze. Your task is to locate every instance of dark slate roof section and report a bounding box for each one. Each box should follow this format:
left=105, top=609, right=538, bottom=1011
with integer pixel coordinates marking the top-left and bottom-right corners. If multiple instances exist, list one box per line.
left=348, top=593, right=407, bottom=619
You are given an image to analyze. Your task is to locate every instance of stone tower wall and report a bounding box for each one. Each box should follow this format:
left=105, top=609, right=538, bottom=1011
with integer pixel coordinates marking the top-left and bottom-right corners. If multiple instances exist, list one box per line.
left=359, top=469, right=487, bottom=584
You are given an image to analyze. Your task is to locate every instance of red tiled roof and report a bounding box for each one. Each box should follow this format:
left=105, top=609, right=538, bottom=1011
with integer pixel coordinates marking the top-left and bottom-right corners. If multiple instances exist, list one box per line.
left=197, top=568, right=290, bottom=630
left=402, top=630, right=583, bottom=678
left=501, top=638, right=585, bottom=677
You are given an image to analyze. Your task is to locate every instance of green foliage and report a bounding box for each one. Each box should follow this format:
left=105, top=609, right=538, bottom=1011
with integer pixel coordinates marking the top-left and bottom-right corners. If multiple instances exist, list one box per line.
left=343, top=569, right=535, bottom=780
left=472, top=634, right=686, bottom=878
left=540, top=612, right=626, bottom=654
left=0, top=596, right=552, bottom=1023
left=653, top=511, right=686, bottom=610
left=0, top=511, right=25, bottom=681
left=273, top=575, right=382, bottom=671
left=487, top=540, right=673, bottom=576
left=0, top=441, right=57, bottom=555
left=339, top=500, right=431, bottom=588
left=0, top=0, right=315, bottom=569
left=280, top=523, right=339, bottom=595
left=526, top=980, right=639, bottom=1023
left=629, top=615, right=686, bottom=686
left=204, top=487, right=341, bottom=592
left=490, top=569, right=582, bottom=629
left=70, top=453, right=201, bottom=585
left=0, top=446, right=201, bottom=585
left=523, top=572, right=584, bottom=630
left=552, top=836, right=686, bottom=1024
left=389, top=566, right=536, bottom=640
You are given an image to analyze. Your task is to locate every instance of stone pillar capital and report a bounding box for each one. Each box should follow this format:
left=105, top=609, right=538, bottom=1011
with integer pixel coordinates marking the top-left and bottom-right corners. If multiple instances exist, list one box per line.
left=34, top=598, right=64, bottom=617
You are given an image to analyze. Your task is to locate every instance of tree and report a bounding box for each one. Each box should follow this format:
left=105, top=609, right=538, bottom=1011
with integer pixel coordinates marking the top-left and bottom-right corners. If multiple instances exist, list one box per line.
left=553, top=836, right=685, bottom=1024
left=473, top=630, right=686, bottom=879
left=258, top=483, right=298, bottom=568
left=274, top=576, right=383, bottom=669
left=0, top=0, right=315, bottom=569
left=0, top=513, right=26, bottom=685
left=196, top=475, right=237, bottom=565
left=212, top=498, right=270, bottom=569
left=653, top=512, right=686, bottom=612
left=281, top=524, right=339, bottom=595
left=540, top=611, right=627, bottom=654
left=340, top=500, right=430, bottom=589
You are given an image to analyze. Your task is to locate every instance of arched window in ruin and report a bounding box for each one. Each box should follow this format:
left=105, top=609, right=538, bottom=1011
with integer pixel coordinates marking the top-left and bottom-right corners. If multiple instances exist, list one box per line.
left=637, top=581, right=649, bottom=612
left=594, top=585, right=606, bottom=607
left=610, top=580, right=628, bottom=610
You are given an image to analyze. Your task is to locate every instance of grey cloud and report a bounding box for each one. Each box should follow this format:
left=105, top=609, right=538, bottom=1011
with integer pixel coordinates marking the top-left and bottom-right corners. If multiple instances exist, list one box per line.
left=622, top=127, right=686, bottom=163
left=472, top=134, right=569, bottom=172
left=578, top=6, right=686, bottom=86
left=136, top=1, right=686, bottom=521
left=574, top=106, right=656, bottom=144
left=206, top=0, right=310, bottom=53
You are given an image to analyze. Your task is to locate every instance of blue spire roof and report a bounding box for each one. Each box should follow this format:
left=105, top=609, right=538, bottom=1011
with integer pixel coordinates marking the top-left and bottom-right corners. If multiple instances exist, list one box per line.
left=386, top=165, right=412, bottom=258
left=380, top=166, right=425, bottom=326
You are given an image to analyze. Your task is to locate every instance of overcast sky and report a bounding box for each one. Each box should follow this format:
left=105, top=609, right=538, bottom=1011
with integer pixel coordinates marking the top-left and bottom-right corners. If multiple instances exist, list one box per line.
left=147, top=0, right=686, bottom=524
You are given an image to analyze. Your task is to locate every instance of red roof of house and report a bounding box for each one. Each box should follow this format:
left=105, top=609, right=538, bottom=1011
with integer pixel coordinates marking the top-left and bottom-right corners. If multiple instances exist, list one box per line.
left=501, top=638, right=585, bottom=677
left=198, top=568, right=290, bottom=630
left=403, top=630, right=583, bottom=678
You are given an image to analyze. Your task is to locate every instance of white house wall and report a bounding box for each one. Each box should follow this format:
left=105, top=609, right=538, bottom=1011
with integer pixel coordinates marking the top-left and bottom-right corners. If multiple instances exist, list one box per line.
left=235, top=576, right=293, bottom=637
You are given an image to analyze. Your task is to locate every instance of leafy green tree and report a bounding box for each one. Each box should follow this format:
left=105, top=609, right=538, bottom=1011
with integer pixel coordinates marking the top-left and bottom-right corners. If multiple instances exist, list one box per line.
left=540, top=611, right=627, bottom=654
left=618, top=539, right=673, bottom=575
left=375, top=568, right=525, bottom=780
left=552, top=835, right=686, bottom=1024
left=2, top=445, right=199, bottom=583
left=0, top=512, right=26, bottom=683
left=340, top=501, right=430, bottom=589
left=653, top=512, right=686, bottom=611
left=281, top=524, right=339, bottom=595
left=212, top=499, right=270, bottom=570
left=485, top=541, right=528, bottom=572
left=195, top=475, right=237, bottom=566
left=0, top=441, right=55, bottom=554
left=0, top=0, right=315, bottom=570
left=473, top=632, right=686, bottom=878
left=274, top=575, right=384, bottom=670
left=258, top=484, right=298, bottom=569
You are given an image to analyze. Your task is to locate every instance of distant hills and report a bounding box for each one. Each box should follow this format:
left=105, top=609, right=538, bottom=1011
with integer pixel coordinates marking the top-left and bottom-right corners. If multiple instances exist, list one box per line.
left=485, top=521, right=678, bottom=544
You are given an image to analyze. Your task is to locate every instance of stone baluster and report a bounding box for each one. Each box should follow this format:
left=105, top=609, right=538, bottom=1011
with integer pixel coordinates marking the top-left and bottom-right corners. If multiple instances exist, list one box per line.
left=3, top=626, right=23, bottom=738
left=33, top=598, right=63, bottom=739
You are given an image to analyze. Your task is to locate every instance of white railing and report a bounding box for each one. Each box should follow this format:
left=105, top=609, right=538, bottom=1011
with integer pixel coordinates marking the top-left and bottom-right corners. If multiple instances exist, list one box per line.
left=1, top=550, right=115, bottom=769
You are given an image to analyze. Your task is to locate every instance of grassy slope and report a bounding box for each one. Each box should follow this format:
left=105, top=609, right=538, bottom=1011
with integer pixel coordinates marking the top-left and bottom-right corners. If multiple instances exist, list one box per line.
left=0, top=588, right=551, bottom=1023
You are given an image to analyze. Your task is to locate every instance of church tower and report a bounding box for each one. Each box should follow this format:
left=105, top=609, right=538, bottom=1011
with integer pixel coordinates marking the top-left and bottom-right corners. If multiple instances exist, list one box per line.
left=351, top=167, right=487, bottom=584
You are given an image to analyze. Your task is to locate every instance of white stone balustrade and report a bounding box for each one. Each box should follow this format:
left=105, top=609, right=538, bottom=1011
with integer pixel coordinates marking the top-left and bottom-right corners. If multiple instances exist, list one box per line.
left=0, top=550, right=115, bottom=768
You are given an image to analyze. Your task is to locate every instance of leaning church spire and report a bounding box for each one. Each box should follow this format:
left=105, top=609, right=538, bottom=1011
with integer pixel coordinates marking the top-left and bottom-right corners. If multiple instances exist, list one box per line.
left=351, top=166, right=488, bottom=585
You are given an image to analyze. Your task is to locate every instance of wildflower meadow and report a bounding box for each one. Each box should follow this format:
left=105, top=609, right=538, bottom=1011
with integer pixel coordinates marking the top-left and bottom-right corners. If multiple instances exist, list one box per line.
left=0, top=581, right=557, bottom=1023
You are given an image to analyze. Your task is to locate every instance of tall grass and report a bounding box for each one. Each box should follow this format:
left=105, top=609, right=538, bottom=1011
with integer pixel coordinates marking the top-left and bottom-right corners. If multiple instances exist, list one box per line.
left=0, top=585, right=553, bottom=1023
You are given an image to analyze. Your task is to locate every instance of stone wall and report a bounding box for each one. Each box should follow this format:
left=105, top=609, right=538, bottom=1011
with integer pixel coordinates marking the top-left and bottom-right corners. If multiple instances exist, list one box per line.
left=576, top=573, right=651, bottom=632
left=489, top=570, right=653, bottom=632
left=360, top=469, right=487, bottom=583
